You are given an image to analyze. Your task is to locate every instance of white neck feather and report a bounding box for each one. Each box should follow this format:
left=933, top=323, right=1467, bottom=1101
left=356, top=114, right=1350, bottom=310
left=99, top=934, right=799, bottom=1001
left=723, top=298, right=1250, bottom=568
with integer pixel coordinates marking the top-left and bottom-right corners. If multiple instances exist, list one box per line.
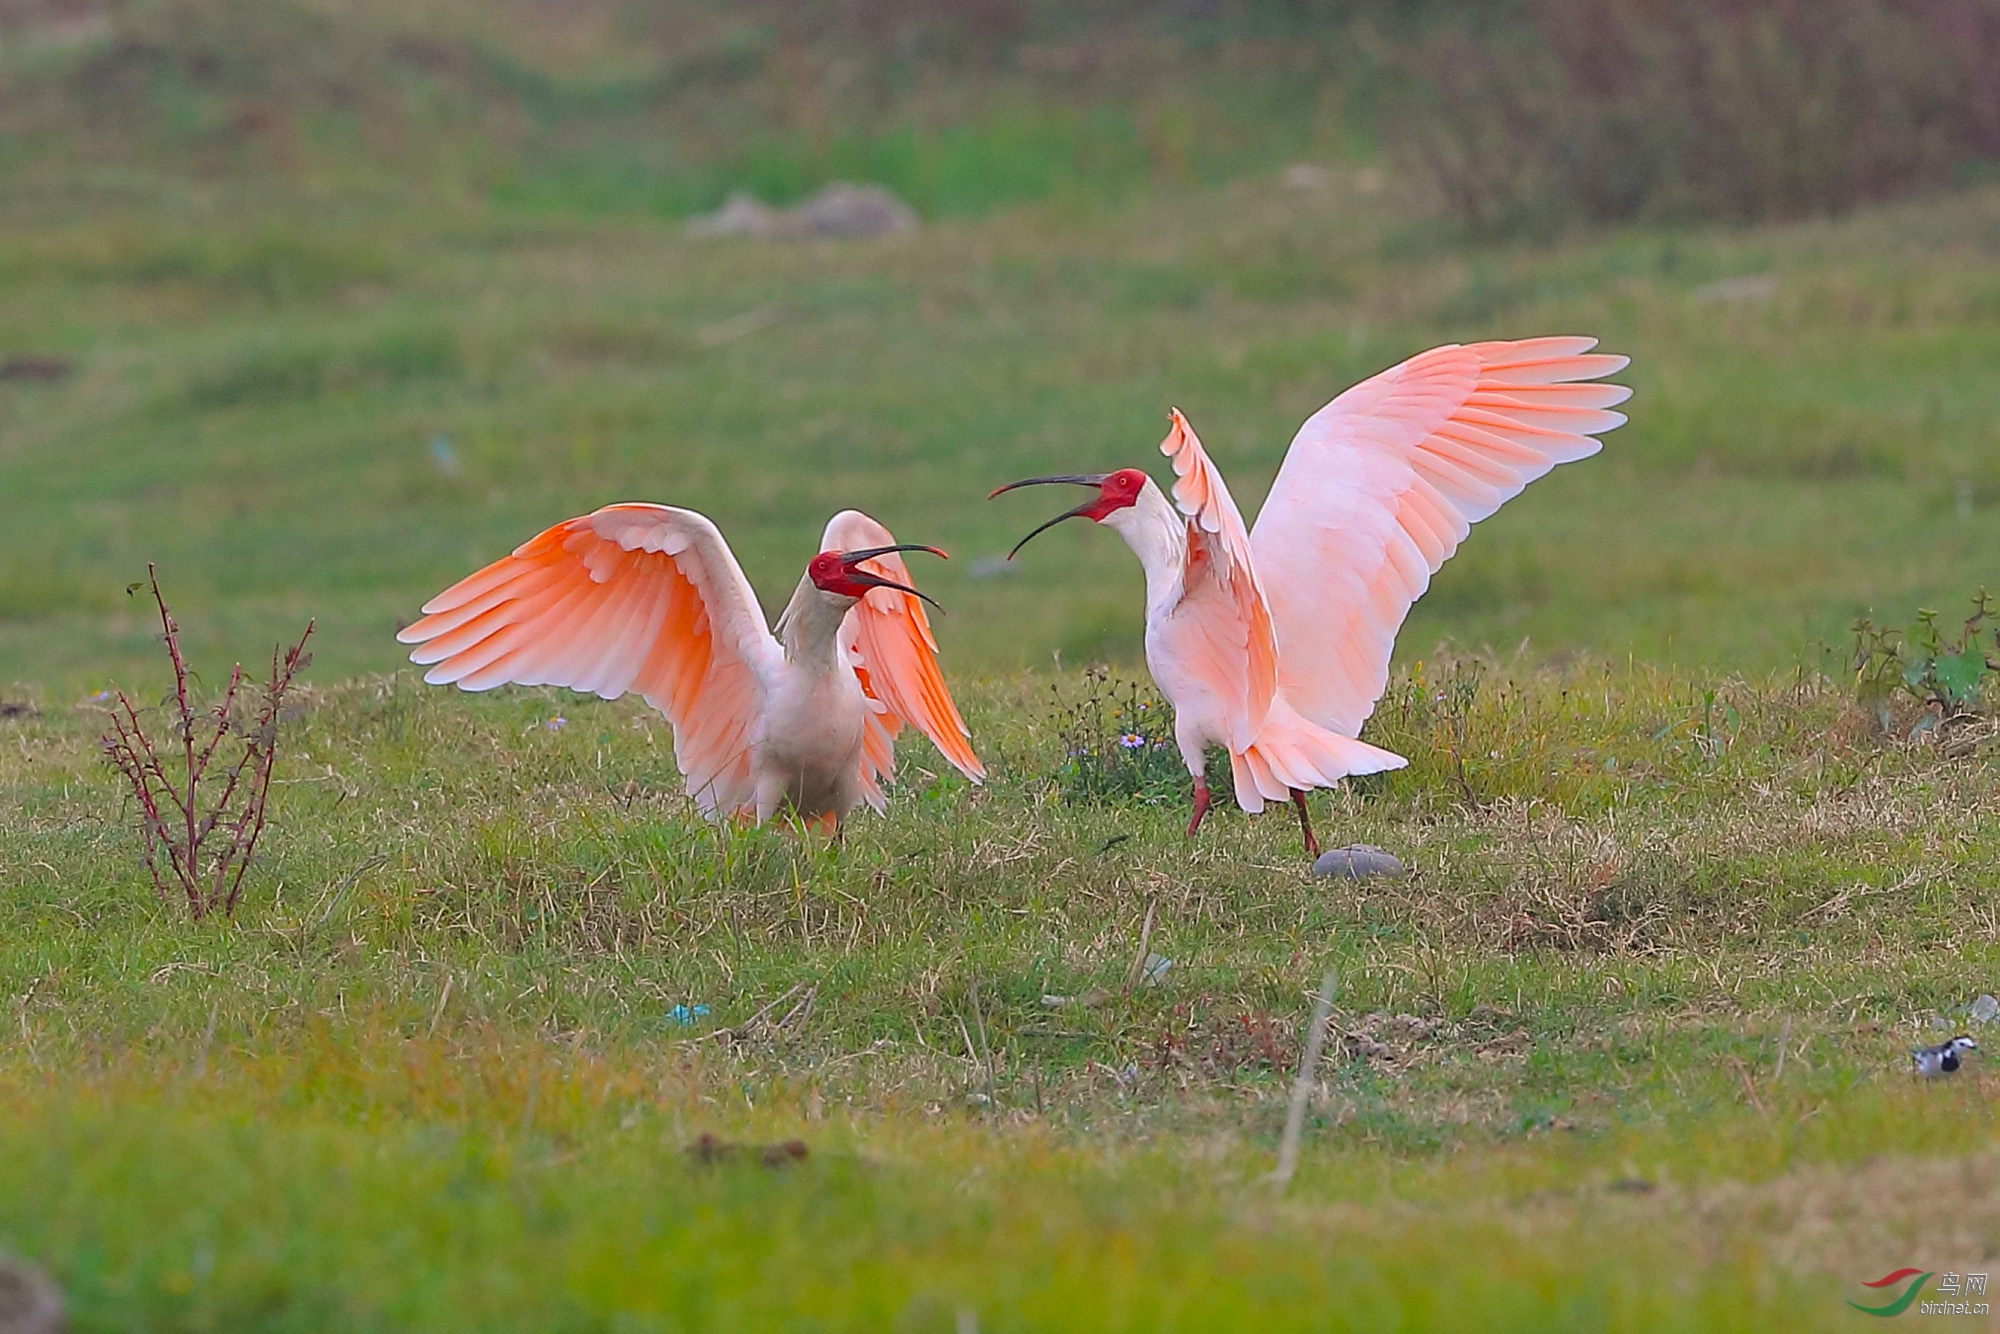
left=774, top=576, right=854, bottom=669
left=1100, top=478, right=1188, bottom=617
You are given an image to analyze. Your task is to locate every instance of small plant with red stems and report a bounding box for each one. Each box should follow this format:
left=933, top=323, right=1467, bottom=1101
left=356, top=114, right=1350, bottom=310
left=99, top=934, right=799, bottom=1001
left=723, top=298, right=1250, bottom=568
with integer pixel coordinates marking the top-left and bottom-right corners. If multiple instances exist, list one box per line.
left=99, top=565, right=313, bottom=920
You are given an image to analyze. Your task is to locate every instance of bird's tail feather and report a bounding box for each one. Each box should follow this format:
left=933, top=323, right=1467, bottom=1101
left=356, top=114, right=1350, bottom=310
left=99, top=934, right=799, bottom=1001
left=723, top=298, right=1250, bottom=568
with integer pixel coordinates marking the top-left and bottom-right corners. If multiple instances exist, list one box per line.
left=1229, top=697, right=1405, bottom=813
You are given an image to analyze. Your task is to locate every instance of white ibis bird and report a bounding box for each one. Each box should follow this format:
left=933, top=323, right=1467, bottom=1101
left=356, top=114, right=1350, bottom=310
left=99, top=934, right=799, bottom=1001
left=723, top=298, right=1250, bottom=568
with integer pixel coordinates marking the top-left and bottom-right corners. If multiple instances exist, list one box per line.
left=994, top=337, right=1630, bottom=855
left=397, top=506, right=985, bottom=830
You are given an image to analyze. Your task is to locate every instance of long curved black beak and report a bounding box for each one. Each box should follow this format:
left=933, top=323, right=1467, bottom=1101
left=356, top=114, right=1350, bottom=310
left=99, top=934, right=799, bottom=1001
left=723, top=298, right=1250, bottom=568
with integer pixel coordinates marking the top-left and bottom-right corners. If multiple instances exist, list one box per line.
left=988, top=474, right=1110, bottom=560
left=987, top=474, right=1110, bottom=499
left=840, top=543, right=946, bottom=609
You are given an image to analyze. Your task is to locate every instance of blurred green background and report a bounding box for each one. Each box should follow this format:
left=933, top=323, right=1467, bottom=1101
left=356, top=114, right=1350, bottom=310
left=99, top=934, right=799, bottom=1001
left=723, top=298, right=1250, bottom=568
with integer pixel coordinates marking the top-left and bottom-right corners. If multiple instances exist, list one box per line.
left=3, top=0, right=1999, bottom=690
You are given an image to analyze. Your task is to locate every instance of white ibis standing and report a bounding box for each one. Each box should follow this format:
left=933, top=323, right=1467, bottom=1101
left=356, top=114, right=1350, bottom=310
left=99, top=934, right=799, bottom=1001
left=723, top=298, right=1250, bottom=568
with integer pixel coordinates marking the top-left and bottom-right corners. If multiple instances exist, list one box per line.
left=994, top=337, right=1630, bottom=855
left=398, top=505, right=985, bottom=830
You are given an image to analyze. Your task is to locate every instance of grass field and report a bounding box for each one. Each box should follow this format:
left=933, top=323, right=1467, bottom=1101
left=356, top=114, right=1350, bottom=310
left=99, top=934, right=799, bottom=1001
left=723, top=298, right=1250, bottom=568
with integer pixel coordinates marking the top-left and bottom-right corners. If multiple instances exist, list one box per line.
left=8, top=661, right=2000, bottom=1329
left=8, top=171, right=2000, bottom=689
left=9, top=4, right=2000, bottom=1329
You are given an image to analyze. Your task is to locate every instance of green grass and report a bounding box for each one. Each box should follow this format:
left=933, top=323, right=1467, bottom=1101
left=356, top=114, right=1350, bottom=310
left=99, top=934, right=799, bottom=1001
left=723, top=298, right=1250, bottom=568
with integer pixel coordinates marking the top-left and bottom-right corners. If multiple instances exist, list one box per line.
left=7, top=663, right=2000, bottom=1329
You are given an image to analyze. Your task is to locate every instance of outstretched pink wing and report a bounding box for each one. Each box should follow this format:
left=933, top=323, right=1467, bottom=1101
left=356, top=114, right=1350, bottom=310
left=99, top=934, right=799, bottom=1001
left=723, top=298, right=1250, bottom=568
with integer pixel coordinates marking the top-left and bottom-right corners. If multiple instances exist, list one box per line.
left=1249, top=337, right=1630, bottom=735
left=1158, top=408, right=1280, bottom=747
left=822, top=509, right=985, bottom=808
left=396, top=504, right=783, bottom=817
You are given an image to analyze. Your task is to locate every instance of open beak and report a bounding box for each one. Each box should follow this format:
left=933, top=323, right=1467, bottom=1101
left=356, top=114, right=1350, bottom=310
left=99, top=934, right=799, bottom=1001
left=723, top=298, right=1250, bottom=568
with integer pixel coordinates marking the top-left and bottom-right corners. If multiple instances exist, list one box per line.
left=840, top=543, right=946, bottom=609
left=988, top=474, right=1110, bottom=560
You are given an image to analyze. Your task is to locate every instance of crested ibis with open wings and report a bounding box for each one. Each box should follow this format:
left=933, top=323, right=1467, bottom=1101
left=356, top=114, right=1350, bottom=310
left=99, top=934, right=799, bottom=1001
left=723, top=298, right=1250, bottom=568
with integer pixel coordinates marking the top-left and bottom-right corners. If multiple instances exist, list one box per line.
left=397, top=506, right=986, bottom=830
left=993, top=337, right=1630, bottom=855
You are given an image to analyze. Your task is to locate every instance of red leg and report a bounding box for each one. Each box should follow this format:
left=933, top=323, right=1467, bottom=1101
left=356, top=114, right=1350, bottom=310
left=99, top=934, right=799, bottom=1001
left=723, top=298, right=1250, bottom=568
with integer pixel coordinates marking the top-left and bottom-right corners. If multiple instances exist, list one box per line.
left=1187, top=777, right=1213, bottom=839
left=1290, top=788, right=1321, bottom=858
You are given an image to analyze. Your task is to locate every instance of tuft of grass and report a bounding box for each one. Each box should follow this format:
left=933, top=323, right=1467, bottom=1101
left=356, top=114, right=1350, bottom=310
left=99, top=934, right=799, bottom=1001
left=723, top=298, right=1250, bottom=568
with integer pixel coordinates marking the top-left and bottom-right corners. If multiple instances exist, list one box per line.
left=1043, top=666, right=1226, bottom=809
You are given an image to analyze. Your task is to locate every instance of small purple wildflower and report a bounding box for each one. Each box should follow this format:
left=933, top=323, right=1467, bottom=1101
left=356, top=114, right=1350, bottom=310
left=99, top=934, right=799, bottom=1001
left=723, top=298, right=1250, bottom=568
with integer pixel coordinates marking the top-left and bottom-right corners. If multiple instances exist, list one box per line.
left=1118, top=733, right=1145, bottom=749
left=546, top=716, right=568, bottom=731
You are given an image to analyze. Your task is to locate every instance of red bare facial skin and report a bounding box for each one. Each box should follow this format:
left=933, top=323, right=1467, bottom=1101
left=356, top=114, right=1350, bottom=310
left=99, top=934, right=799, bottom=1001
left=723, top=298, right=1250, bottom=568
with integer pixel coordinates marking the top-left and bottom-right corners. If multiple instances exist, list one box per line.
left=806, top=551, right=863, bottom=597
left=989, top=467, right=1153, bottom=560
left=1082, top=468, right=1149, bottom=520
left=806, top=545, right=945, bottom=606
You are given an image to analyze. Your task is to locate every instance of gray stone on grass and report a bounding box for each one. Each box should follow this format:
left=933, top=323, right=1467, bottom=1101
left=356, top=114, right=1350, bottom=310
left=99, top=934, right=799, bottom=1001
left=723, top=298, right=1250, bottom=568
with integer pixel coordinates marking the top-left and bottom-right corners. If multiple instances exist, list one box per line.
left=1311, top=844, right=1407, bottom=880
left=0, top=1253, right=65, bottom=1334
left=686, top=190, right=783, bottom=239
left=687, top=183, right=918, bottom=241
left=794, top=183, right=918, bottom=238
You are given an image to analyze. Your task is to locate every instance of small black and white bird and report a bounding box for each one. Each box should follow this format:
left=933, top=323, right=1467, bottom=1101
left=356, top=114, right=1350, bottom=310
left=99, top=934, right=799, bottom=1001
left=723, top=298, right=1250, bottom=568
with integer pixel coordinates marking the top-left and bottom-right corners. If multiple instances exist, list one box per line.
left=1913, top=1035, right=1979, bottom=1078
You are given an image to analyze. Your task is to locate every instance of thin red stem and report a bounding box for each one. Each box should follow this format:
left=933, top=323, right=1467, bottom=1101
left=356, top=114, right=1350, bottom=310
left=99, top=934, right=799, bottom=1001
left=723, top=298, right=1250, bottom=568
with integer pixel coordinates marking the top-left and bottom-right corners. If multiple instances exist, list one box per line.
left=144, top=567, right=205, bottom=913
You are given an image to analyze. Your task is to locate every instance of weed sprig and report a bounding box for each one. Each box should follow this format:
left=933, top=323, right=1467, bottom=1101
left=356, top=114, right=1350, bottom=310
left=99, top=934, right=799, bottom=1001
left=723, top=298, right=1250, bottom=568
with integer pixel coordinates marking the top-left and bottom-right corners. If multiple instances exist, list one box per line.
left=1046, top=666, right=1233, bottom=808
left=1849, top=589, right=1998, bottom=732
left=99, top=566, right=312, bottom=920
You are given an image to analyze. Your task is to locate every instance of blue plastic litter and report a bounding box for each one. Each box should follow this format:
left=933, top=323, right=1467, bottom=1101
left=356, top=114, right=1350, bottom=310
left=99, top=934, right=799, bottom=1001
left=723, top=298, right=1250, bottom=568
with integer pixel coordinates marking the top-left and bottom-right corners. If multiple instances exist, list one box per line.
left=668, top=1004, right=711, bottom=1025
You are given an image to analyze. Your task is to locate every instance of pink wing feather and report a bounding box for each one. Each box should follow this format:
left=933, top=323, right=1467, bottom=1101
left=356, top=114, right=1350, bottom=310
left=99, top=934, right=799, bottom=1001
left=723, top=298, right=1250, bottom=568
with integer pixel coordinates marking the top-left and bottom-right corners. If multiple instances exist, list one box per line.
left=1158, top=408, right=1281, bottom=747
left=822, top=510, right=986, bottom=808
left=1249, top=337, right=1631, bottom=735
left=396, top=503, right=782, bottom=818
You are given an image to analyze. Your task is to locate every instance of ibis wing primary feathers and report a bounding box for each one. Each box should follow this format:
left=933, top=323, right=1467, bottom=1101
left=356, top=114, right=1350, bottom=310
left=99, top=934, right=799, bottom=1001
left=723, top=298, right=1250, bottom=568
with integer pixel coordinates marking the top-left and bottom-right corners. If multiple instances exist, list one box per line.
left=821, top=509, right=986, bottom=809
left=396, top=503, right=783, bottom=817
left=1248, top=337, right=1631, bottom=737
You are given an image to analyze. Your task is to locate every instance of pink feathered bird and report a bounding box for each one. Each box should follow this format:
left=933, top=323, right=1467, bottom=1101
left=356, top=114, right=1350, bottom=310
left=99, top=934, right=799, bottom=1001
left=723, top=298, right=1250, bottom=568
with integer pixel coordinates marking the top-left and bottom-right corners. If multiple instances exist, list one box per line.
left=994, top=337, right=1631, bottom=855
